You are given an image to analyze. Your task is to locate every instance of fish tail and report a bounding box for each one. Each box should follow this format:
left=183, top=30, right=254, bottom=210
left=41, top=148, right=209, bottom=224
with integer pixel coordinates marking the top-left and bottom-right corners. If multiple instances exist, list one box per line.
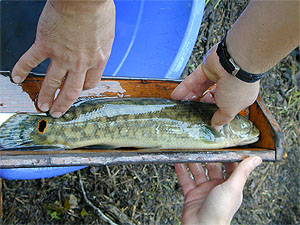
left=0, top=114, right=35, bottom=150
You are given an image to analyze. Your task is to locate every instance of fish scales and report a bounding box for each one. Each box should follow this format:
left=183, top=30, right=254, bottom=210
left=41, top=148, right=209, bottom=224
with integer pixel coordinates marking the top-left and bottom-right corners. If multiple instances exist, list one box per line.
left=0, top=98, right=259, bottom=150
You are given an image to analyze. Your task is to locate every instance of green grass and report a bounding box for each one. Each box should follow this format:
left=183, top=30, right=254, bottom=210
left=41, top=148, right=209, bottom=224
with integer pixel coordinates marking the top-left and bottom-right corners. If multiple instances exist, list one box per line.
left=205, top=0, right=222, bottom=9
left=279, top=87, right=300, bottom=114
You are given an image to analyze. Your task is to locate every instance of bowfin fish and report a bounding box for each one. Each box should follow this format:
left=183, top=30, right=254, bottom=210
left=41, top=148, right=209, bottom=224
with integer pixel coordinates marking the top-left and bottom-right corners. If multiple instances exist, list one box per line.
left=0, top=98, right=259, bottom=150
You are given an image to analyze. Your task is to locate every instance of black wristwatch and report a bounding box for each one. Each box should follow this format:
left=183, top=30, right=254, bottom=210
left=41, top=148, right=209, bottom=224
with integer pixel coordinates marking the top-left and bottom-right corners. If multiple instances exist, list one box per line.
left=216, top=34, right=263, bottom=83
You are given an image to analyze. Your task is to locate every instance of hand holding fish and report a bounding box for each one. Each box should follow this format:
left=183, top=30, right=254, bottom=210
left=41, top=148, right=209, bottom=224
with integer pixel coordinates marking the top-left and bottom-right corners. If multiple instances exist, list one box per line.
left=175, top=156, right=262, bottom=225
left=172, top=0, right=299, bottom=129
left=171, top=45, right=260, bottom=130
left=11, top=0, right=115, bottom=118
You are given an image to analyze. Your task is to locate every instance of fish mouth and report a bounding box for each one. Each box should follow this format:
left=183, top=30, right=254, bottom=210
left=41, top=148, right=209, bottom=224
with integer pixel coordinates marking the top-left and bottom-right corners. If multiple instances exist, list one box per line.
left=239, top=136, right=259, bottom=146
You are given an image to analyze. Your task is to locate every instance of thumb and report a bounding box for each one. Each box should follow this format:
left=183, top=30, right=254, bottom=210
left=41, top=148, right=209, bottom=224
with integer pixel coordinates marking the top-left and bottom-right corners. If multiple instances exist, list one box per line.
left=224, top=156, right=262, bottom=192
left=211, top=108, right=237, bottom=129
left=196, top=157, right=262, bottom=225
left=213, top=156, right=262, bottom=222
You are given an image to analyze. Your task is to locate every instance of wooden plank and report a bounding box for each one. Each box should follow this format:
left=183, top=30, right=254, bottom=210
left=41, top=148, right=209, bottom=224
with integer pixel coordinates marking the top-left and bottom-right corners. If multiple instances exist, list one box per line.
left=0, top=71, right=281, bottom=166
left=250, top=97, right=283, bottom=160
left=0, top=150, right=275, bottom=168
left=0, top=178, right=2, bottom=221
left=0, top=72, right=180, bottom=113
left=0, top=147, right=276, bottom=167
left=0, top=147, right=269, bottom=156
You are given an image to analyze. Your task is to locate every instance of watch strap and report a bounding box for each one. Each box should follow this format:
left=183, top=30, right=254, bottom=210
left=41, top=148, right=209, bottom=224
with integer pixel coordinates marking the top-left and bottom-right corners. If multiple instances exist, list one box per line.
left=216, top=35, right=263, bottom=83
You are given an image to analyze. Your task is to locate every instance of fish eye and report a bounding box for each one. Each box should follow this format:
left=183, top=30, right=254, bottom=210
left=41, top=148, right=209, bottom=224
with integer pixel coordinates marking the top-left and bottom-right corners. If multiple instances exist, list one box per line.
left=230, top=116, right=251, bottom=137
left=239, top=121, right=251, bottom=135
left=37, top=119, right=48, bottom=134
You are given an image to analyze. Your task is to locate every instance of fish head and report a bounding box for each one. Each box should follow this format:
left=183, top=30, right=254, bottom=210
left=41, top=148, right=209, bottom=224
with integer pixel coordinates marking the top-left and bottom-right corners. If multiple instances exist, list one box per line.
left=0, top=113, right=65, bottom=150
left=223, top=115, right=259, bottom=146
left=31, top=116, right=67, bottom=148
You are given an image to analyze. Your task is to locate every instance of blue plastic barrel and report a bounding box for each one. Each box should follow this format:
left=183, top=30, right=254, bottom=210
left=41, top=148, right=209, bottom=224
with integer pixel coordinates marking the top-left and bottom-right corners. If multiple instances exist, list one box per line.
left=0, top=0, right=205, bottom=180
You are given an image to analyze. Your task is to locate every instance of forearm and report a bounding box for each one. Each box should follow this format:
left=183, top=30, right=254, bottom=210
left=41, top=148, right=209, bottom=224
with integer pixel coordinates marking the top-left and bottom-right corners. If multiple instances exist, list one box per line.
left=49, top=0, right=110, bottom=15
left=38, top=0, right=115, bottom=52
left=227, top=0, right=299, bottom=74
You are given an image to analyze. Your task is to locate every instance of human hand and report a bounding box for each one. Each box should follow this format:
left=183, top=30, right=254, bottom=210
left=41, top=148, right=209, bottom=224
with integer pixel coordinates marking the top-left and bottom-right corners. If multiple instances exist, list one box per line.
left=12, top=0, right=115, bottom=118
left=171, top=44, right=260, bottom=129
left=175, top=156, right=262, bottom=225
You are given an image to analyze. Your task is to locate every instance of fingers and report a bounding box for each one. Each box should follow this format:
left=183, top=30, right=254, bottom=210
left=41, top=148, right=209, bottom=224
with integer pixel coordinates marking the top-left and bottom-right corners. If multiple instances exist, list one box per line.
left=211, top=109, right=236, bottom=130
left=83, top=65, right=104, bottom=90
left=206, top=163, right=223, bottom=180
left=12, top=44, right=47, bottom=83
left=210, top=76, right=260, bottom=128
left=38, top=62, right=67, bottom=112
left=171, top=64, right=214, bottom=100
left=49, top=70, right=86, bottom=117
left=225, top=156, right=262, bottom=192
left=188, top=163, right=208, bottom=185
left=175, top=163, right=195, bottom=196
left=38, top=64, right=100, bottom=115
left=200, top=91, right=215, bottom=104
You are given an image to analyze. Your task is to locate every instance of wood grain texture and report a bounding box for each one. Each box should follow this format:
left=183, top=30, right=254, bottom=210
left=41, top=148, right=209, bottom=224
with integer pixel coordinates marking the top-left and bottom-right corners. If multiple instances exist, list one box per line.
left=249, top=97, right=283, bottom=160
left=0, top=150, right=275, bottom=168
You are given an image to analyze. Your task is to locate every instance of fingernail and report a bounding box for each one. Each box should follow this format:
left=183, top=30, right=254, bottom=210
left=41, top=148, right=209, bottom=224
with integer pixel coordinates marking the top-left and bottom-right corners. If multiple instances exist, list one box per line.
left=38, top=103, right=49, bottom=112
left=51, top=112, right=62, bottom=118
left=214, top=125, right=223, bottom=132
left=183, top=95, right=197, bottom=101
left=12, top=76, right=21, bottom=83
left=252, top=157, right=262, bottom=167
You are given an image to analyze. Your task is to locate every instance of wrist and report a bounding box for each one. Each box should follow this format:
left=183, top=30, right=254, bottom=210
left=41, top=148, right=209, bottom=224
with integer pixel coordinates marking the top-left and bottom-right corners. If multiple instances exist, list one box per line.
left=49, top=0, right=110, bottom=16
left=225, top=1, right=299, bottom=74
left=226, top=31, right=264, bottom=74
left=216, top=34, right=263, bottom=83
left=201, top=45, right=230, bottom=83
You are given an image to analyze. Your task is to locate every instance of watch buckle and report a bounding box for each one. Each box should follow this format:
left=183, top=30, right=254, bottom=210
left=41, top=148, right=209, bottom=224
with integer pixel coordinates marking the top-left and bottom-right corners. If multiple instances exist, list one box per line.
left=229, top=58, right=240, bottom=76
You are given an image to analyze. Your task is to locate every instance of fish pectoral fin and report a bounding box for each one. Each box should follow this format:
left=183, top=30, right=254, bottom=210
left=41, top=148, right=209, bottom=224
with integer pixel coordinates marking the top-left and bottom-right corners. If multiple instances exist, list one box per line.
left=118, top=146, right=161, bottom=151
left=82, top=144, right=122, bottom=150
left=199, top=125, right=225, bottom=143
left=136, top=146, right=161, bottom=151
left=82, top=145, right=161, bottom=151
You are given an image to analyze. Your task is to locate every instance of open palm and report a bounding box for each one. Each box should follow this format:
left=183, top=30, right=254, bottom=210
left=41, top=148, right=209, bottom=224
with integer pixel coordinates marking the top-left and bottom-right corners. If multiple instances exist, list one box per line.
left=175, top=157, right=262, bottom=225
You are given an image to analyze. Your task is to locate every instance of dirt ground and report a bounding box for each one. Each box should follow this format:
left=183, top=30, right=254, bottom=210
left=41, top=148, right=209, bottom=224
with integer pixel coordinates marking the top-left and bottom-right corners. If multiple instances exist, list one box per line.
left=1, top=0, right=299, bottom=224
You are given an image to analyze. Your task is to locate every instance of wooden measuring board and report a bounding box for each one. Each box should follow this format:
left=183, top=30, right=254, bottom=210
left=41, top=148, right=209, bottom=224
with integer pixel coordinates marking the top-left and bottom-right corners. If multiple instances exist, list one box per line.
left=0, top=72, right=283, bottom=168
